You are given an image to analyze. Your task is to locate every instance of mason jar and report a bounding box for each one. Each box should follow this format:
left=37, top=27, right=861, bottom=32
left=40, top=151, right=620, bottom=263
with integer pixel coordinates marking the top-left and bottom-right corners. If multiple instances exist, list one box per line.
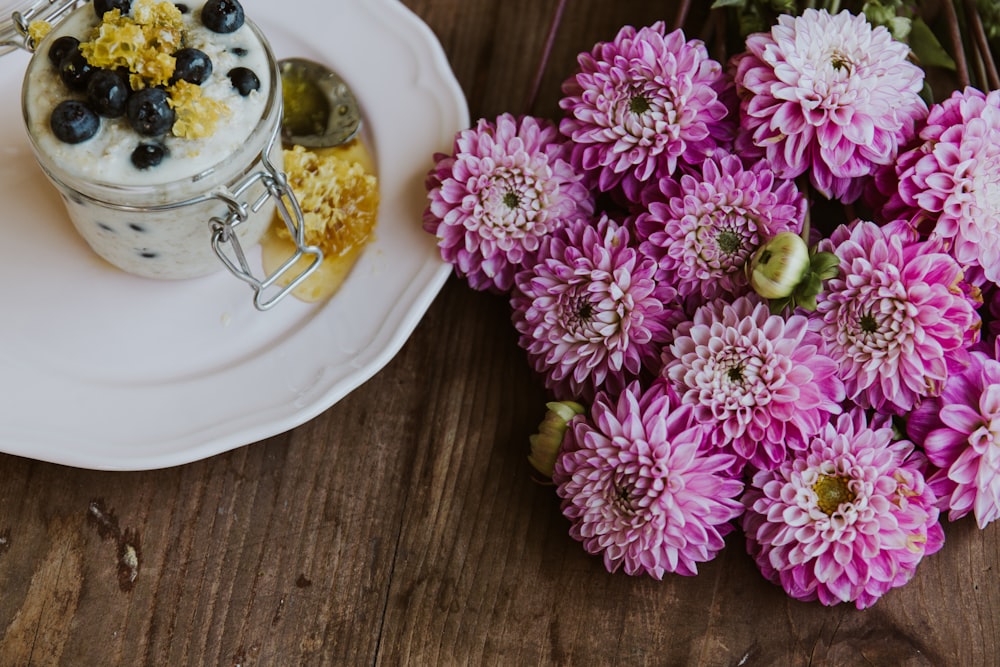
left=13, top=0, right=321, bottom=309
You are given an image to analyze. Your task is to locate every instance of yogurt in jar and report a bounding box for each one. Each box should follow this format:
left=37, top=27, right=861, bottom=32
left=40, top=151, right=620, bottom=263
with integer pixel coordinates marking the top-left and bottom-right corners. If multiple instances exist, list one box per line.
left=21, top=0, right=281, bottom=279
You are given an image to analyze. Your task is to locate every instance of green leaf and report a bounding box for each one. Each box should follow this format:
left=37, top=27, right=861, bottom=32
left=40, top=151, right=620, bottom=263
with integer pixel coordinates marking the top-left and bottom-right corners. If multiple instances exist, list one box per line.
left=769, top=296, right=791, bottom=315
left=795, top=294, right=818, bottom=311
left=711, top=0, right=746, bottom=8
left=802, top=272, right=823, bottom=295
left=909, top=17, right=956, bottom=70
left=810, top=252, right=840, bottom=279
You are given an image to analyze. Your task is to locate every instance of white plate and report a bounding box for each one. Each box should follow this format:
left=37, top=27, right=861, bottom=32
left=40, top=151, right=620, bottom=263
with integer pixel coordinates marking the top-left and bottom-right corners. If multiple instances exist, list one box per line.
left=0, top=0, right=467, bottom=470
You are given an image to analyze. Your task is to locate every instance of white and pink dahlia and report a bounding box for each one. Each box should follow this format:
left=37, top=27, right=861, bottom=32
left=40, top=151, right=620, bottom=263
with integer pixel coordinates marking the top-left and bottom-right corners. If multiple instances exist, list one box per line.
left=733, top=9, right=926, bottom=202
left=662, top=295, right=844, bottom=473
left=635, top=152, right=805, bottom=300
left=559, top=22, right=734, bottom=200
left=511, top=216, right=680, bottom=402
left=424, top=113, right=593, bottom=292
left=553, top=381, right=744, bottom=579
left=742, top=410, right=944, bottom=609
left=888, top=88, right=1000, bottom=283
left=908, top=351, right=1000, bottom=529
left=813, top=220, right=979, bottom=414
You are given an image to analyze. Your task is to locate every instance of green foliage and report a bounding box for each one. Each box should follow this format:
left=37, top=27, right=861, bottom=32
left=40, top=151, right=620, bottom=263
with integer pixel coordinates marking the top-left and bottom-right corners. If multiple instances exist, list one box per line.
left=979, top=0, right=1000, bottom=40
left=909, top=17, right=957, bottom=70
left=769, top=251, right=839, bottom=314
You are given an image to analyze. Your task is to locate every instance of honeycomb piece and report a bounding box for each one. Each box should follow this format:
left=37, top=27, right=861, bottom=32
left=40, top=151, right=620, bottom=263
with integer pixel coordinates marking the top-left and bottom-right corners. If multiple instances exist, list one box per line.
left=80, top=0, right=184, bottom=88
left=168, top=80, right=229, bottom=139
left=262, top=141, right=379, bottom=302
left=27, top=20, right=52, bottom=46
left=278, top=144, right=379, bottom=258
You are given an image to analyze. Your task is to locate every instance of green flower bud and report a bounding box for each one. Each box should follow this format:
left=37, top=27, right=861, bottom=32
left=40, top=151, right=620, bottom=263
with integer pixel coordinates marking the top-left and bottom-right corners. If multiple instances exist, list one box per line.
left=528, top=401, right=585, bottom=478
left=747, top=231, right=811, bottom=300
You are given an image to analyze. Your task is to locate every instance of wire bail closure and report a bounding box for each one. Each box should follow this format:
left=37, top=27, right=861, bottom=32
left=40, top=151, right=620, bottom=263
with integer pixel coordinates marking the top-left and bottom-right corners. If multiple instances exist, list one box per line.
left=4, top=1, right=89, bottom=54
left=209, top=144, right=323, bottom=311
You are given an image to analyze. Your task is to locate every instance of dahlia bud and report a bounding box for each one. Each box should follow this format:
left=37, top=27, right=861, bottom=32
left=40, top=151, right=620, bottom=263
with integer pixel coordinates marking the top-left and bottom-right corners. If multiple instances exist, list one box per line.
left=528, top=401, right=585, bottom=478
left=747, top=231, right=811, bottom=299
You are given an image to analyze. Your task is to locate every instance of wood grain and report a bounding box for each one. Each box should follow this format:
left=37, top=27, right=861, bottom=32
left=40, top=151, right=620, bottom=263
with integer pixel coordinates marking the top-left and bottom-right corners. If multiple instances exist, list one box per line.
left=1, top=1, right=998, bottom=665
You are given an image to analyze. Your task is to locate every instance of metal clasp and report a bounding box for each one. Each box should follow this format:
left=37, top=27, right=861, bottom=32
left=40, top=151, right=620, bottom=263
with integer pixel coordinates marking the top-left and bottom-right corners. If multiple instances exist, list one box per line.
left=209, top=147, right=323, bottom=311
left=5, top=1, right=90, bottom=54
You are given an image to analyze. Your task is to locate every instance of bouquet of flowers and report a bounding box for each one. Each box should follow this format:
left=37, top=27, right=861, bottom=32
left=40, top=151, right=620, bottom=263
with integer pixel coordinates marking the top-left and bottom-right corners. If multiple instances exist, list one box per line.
left=422, top=0, right=1000, bottom=609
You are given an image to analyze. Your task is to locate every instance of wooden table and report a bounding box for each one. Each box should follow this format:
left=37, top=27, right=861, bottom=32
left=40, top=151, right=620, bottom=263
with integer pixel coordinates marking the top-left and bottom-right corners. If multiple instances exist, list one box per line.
left=2, top=1, right=998, bottom=665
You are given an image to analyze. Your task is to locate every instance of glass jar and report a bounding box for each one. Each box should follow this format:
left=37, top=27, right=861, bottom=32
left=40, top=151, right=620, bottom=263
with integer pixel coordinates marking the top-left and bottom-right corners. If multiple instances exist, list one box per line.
left=14, top=0, right=322, bottom=309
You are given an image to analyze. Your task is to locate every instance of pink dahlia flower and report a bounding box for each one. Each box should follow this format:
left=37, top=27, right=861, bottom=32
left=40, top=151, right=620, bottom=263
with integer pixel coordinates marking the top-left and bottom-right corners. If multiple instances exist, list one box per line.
left=733, top=9, right=926, bottom=202
left=662, top=295, right=844, bottom=473
left=559, top=22, right=734, bottom=201
left=511, top=216, right=680, bottom=402
left=553, top=380, right=744, bottom=578
left=634, top=152, right=805, bottom=300
left=424, top=113, right=593, bottom=292
left=887, top=88, right=1000, bottom=283
left=908, top=351, right=1000, bottom=529
left=812, top=220, right=979, bottom=414
left=742, top=409, right=944, bottom=609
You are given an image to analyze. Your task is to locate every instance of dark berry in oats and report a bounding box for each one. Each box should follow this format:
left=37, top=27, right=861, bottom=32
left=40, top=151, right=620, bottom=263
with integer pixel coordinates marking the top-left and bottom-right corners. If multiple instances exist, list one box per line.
left=170, top=48, right=213, bottom=85
left=94, top=0, right=131, bottom=18
left=228, top=67, right=259, bottom=96
left=59, top=51, right=95, bottom=91
left=47, top=36, right=79, bottom=68
left=201, top=0, right=244, bottom=33
left=175, top=3, right=189, bottom=12
left=230, top=47, right=247, bottom=56
left=51, top=100, right=100, bottom=144
left=126, top=88, right=175, bottom=136
left=131, top=143, right=167, bottom=170
left=86, top=69, right=130, bottom=118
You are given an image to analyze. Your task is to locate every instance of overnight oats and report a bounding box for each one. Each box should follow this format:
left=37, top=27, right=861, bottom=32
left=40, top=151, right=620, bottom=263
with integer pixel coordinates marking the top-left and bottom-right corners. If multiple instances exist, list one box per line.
left=21, top=0, right=285, bottom=280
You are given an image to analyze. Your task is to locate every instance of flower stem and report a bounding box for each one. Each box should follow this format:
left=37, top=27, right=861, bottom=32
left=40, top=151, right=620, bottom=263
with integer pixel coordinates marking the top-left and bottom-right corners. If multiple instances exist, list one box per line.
left=673, top=0, right=693, bottom=31
left=707, top=7, right=727, bottom=64
left=942, top=0, right=972, bottom=88
left=964, top=0, right=1000, bottom=89
left=796, top=175, right=812, bottom=244
left=523, top=0, right=569, bottom=115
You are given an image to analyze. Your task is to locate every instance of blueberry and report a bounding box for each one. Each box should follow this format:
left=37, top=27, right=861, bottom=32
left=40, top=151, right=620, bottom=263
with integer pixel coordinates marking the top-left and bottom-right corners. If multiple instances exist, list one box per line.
left=175, top=3, right=189, bottom=12
left=131, top=143, right=167, bottom=170
left=94, top=0, right=131, bottom=18
left=230, top=47, right=247, bottom=57
left=227, top=67, right=259, bottom=96
left=86, top=69, right=130, bottom=118
left=126, top=88, right=175, bottom=136
left=59, top=51, right=95, bottom=91
left=170, top=48, right=213, bottom=85
left=47, top=36, right=79, bottom=68
left=50, top=100, right=100, bottom=144
left=201, top=0, right=244, bottom=33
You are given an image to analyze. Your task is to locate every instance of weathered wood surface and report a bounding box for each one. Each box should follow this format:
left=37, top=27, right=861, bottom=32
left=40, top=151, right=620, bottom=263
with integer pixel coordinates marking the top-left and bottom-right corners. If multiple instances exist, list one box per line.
left=1, top=1, right=998, bottom=665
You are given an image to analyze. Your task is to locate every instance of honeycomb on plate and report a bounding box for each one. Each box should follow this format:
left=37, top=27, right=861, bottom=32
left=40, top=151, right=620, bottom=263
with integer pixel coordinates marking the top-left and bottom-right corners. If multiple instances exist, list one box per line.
left=262, top=141, right=379, bottom=302
left=276, top=144, right=378, bottom=257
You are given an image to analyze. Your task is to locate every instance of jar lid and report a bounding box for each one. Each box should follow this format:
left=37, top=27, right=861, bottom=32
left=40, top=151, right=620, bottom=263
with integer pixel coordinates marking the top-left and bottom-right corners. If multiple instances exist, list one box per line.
left=0, top=0, right=84, bottom=55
